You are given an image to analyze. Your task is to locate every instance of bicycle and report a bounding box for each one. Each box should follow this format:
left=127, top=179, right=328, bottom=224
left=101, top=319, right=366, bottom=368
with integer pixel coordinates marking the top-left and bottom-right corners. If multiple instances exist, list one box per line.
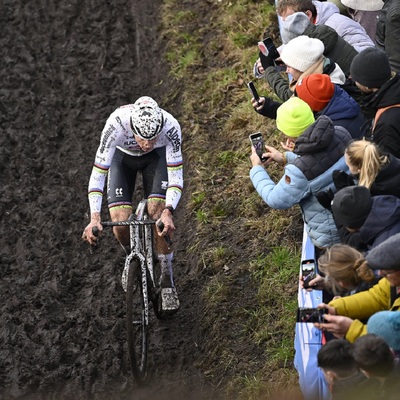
left=93, top=199, right=172, bottom=384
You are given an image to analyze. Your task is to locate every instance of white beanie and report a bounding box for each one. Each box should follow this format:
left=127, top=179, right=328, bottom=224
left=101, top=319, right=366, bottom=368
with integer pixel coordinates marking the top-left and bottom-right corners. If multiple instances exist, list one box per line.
left=281, top=36, right=325, bottom=72
left=340, top=0, right=383, bottom=11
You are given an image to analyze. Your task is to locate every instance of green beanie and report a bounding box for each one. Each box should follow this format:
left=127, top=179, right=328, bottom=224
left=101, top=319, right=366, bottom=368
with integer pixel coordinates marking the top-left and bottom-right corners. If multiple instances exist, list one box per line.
left=276, top=97, right=315, bottom=137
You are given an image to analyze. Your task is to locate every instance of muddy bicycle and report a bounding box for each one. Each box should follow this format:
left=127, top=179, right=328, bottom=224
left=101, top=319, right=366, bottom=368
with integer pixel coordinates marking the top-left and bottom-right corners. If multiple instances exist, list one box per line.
left=93, top=199, right=172, bottom=384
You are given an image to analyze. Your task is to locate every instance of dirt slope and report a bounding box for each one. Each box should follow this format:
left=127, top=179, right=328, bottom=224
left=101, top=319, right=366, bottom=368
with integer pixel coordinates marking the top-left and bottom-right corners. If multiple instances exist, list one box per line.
left=0, top=1, right=222, bottom=399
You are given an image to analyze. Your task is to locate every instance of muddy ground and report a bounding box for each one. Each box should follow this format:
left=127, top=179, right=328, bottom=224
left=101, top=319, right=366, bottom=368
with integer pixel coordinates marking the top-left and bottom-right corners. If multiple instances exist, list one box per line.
left=0, top=1, right=225, bottom=399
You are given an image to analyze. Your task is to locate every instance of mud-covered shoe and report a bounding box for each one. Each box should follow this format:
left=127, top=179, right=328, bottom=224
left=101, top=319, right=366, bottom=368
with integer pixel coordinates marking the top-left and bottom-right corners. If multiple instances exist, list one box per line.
left=160, top=287, right=180, bottom=314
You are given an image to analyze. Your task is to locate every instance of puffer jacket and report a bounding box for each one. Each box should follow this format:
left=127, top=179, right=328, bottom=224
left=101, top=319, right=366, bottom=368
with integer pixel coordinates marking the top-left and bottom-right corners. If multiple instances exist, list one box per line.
left=249, top=115, right=352, bottom=248
left=330, top=277, right=400, bottom=342
left=376, top=0, right=400, bottom=72
left=313, top=0, right=375, bottom=52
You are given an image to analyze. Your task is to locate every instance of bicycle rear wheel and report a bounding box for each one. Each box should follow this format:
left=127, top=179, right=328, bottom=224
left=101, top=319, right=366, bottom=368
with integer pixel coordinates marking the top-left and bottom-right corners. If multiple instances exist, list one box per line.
left=126, top=258, right=148, bottom=384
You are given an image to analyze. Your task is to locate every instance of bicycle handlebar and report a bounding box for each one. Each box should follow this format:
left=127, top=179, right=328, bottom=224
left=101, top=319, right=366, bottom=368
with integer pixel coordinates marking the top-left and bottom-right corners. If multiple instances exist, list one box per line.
left=92, top=220, right=173, bottom=247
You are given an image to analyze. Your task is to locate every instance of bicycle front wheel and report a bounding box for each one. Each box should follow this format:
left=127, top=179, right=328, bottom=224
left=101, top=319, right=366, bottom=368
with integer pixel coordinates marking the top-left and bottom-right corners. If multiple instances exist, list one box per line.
left=126, top=258, right=148, bottom=384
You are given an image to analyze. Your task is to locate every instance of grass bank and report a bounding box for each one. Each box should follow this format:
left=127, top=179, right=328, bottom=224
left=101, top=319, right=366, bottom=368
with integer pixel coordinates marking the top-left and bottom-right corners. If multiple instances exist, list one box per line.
left=161, top=0, right=304, bottom=397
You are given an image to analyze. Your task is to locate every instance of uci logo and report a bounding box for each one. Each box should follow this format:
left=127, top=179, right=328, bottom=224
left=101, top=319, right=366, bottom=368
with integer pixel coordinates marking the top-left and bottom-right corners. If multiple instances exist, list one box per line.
left=116, top=188, right=123, bottom=196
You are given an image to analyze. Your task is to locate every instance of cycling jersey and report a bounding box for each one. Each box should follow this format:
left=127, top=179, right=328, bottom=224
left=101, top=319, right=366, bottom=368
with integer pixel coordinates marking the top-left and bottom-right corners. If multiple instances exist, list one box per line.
left=88, top=104, right=183, bottom=214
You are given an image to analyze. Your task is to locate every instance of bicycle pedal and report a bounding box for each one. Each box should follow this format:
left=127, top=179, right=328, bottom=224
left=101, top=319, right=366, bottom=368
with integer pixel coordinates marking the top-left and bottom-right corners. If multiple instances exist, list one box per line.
left=161, top=288, right=180, bottom=314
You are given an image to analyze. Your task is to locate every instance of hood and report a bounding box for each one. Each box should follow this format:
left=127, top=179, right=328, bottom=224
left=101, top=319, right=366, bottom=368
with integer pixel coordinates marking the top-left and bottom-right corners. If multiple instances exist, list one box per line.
left=313, top=0, right=340, bottom=25
left=323, top=85, right=361, bottom=120
left=294, top=115, right=334, bottom=155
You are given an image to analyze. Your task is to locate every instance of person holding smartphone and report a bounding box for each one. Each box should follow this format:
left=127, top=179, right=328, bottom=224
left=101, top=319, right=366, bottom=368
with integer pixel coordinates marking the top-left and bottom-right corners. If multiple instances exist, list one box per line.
left=249, top=97, right=352, bottom=250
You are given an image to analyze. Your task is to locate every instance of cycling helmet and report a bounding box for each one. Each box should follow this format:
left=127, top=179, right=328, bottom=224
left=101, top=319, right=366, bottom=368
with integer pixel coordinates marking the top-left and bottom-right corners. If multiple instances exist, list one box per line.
left=130, top=96, right=164, bottom=140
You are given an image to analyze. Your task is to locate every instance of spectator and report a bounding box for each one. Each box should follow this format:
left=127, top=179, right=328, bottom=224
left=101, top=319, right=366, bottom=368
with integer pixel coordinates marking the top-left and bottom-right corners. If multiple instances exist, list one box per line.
left=310, top=243, right=378, bottom=295
left=314, top=233, right=400, bottom=342
left=331, top=186, right=400, bottom=251
left=376, top=0, right=400, bottom=73
left=367, top=311, right=400, bottom=357
left=279, top=11, right=358, bottom=76
left=353, top=334, right=400, bottom=400
left=344, top=140, right=400, bottom=197
left=340, top=0, right=383, bottom=43
left=249, top=97, right=352, bottom=249
left=259, top=35, right=346, bottom=102
left=317, top=339, right=379, bottom=400
left=253, top=74, right=365, bottom=139
left=277, top=0, right=375, bottom=52
left=350, top=47, right=400, bottom=158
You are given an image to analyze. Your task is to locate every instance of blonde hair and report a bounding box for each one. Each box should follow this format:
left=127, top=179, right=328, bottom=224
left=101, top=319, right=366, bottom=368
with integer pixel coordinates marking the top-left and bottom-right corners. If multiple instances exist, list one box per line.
left=318, top=244, right=375, bottom=295
left=345, top=140, right=388, bottom=189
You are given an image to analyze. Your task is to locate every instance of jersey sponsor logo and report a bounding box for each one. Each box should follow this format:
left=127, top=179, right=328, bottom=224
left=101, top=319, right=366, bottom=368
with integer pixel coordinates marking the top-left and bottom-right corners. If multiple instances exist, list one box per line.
left=161, top=180, right=168, bottom=190
left=115, top=116, right=126, bottom=132
left=166, top=126, right=180, bottom=152
left=100, top=124, right=116, bottom=153
left=115, top=188, right=123, bottom=197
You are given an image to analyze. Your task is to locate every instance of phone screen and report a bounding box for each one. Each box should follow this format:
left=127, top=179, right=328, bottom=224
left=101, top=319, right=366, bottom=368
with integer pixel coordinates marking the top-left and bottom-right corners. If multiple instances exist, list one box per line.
left=249, top=132, right=264, bottom=160
left=258, top=37, right=280, bottom=60
left=296, top=308, right=326, bottom=323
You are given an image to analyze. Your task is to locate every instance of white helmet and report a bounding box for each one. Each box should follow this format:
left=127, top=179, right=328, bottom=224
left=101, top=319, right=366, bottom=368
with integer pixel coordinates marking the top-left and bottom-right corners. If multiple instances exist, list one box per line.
left=130, top=96, right=164, bottom=140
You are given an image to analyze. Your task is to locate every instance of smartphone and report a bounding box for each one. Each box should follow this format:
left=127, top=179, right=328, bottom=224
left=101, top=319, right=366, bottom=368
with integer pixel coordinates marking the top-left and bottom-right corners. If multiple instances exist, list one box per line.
left=258, top=37, right=280, bottom=60
left=249, top=132, right=267, bottom=162
left=247, top=81, right=260, bottom=102
left=301, top=259, right=316, bottom=289
left=296, top=307, right=327, bottom=323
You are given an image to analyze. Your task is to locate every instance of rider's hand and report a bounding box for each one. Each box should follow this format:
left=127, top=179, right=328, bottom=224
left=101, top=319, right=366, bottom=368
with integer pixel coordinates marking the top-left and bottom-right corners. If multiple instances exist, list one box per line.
left=82, top=212, right=102, bottom=245
left=157, top=208, right=175, bottom=237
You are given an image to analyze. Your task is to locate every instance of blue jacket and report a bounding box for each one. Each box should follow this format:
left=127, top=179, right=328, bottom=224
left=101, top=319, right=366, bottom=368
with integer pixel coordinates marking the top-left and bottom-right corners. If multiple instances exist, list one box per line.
left=318, top=85, right=366, bottom=139
left=250, top=116, right=352, bottom=248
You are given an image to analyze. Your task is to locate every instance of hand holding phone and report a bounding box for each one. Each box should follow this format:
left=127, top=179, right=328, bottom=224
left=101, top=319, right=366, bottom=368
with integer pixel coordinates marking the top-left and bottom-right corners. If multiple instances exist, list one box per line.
left=249, top=132, right=268, bottom=162
left=296, top=307, right=327, bottom=323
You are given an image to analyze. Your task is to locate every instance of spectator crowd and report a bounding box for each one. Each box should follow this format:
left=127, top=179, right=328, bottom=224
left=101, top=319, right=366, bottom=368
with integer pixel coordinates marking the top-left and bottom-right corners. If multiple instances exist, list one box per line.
left=248, top=1, right=400, bottom=399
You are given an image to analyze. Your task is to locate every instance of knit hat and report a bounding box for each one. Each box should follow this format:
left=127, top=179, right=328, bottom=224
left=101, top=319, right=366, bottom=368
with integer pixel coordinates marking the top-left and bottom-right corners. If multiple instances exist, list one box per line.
left=296, top=74, right=335, bottom=112
left=341, top=0, right=384, bottom=12
left=331, top=186, right=372, bottom=229
left=350, top=48, right=392, bottom=88
left=366, top=233, right=400, bottom=271
left=281, top=12, right=311, bottom=45
left=281, top=36, right=325, bottom=73
left=367, top=311, right=400, bottom=352
left=276, top=97, right=315, bottom=138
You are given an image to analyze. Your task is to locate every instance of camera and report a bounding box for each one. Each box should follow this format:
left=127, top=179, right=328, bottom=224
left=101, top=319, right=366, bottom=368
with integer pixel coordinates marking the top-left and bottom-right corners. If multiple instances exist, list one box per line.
left=296, top=307, right=327, bottom=323
left=301, top=259, right=316, bottom=289
left=249, top=132, right=268, bottom=162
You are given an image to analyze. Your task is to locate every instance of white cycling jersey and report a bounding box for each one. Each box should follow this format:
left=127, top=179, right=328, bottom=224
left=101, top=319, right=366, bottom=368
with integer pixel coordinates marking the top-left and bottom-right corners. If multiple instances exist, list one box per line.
left=88, top=104, right=183, bottom=214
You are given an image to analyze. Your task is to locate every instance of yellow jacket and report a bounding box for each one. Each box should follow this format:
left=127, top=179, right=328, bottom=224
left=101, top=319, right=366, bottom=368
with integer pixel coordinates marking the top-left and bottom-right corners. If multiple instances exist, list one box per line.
left=329, top=278, right=400, bottom=342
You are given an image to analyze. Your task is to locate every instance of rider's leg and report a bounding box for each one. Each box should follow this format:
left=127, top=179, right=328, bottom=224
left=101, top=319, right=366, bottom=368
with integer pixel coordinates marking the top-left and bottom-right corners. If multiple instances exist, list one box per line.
left=147, top=199, right=175, bottom=286
left=109, top=206, right=132, bottom=248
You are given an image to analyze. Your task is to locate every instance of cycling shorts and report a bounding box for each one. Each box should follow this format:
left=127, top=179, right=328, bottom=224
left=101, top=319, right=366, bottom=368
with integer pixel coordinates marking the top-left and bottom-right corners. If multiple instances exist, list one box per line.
left=107, top=147, right=168, bottom=209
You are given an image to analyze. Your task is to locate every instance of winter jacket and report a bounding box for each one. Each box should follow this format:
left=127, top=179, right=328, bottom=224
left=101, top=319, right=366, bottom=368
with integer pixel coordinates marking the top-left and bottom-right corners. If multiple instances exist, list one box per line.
left=370, top=154, right=400, bottom=197
left=316, top=84, right=365, bottom=139
left=330, top=277, right=400, bottom=342
left=249, top=116, right=352, bottom=248
left=362, top=73, right=400, bottom=158
left=376, top=0, right=400, bottom=72
left=257, top=84, right=365, bottom=139
left=264, top=56, right=345, bottom=102
left=313, top=0, right=375, bottom=52
left=336, top=195, right=400, bottom=251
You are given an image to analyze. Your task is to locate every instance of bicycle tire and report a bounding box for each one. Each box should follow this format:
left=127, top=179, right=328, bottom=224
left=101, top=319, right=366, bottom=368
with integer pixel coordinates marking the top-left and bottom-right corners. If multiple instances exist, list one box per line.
left=126, top=258, right=148, bottom=384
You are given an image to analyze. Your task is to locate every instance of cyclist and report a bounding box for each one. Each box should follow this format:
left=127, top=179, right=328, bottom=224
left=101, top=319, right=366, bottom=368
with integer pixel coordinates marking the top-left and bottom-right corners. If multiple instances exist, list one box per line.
left=82, top=96, right=183, bottom=313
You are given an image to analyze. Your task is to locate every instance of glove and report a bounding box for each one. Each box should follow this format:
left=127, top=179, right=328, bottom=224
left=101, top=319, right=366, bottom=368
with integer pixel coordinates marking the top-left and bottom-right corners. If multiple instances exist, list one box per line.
left=259, top=51, right=275, bottom=70
left=332, top=170, right=355, bottom=191
left=316, top=188, right=334, bottom=211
